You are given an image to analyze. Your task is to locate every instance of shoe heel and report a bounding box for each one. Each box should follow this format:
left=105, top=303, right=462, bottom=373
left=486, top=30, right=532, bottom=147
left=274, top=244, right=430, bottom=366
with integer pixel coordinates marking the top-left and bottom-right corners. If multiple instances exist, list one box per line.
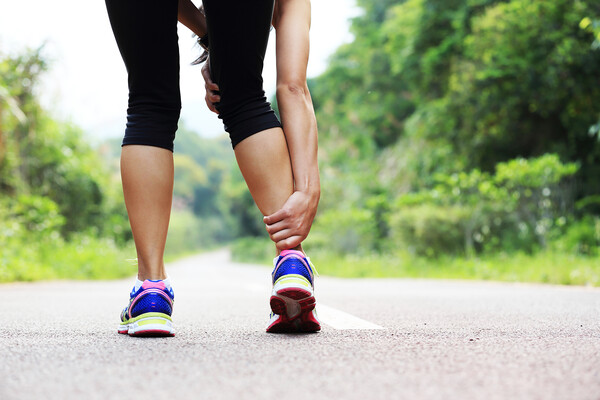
left=270, top=288, right=315, bottom=319
left=127, top=312, right=174, bottom=337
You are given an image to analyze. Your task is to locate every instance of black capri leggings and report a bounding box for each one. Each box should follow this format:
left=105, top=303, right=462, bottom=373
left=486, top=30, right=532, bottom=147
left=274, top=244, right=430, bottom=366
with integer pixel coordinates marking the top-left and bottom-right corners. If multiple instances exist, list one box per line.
left=105, top=0, right=281, bottom=151
left=203, top=0, right=281, bottom=147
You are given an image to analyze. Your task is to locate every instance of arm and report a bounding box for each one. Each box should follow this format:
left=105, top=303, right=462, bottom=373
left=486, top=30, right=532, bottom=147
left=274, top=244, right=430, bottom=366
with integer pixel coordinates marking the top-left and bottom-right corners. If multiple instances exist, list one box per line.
left=177, top=0, right=207, bottom=38
left=273, top=0, right=319, bottom=199
left=263, top=0, right=321, bottom=250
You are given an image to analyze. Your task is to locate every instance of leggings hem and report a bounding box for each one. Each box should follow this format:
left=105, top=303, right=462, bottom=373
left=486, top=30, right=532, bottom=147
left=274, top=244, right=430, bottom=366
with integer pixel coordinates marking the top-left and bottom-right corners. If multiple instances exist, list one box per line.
left=230, top=119, right=282, bottom=149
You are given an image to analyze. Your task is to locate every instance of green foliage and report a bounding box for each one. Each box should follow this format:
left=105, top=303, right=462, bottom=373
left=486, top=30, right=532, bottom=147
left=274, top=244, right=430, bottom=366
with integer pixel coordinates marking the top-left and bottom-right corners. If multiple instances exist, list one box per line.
left=0, top=234, right=135, bottom=282
left=308, top=250, right=600, bottom=286
left=389, top=154, right=578, bottom=256
left=391, top=204, right=469, bottom=257
left=217, top=161, right=266, bottom=238
left=579, top=16, right=600, bottom=50
left=174, top=154, right=208, bottom=204
left=165, top=210, right=230, bottom=258
left=0, top=193, right=133, bottom=282
left=0, top=46, right=134, bottom=281
left=0, top=46, right=130, bottom=241
left=444, top=0, right=600, bottom=175
left=312, top=0, right=600, bottom=189
left=230, top=236, right=274, bottom=264
left=304, top=0, right=600, bottom=269
left=552, top=216, right=600, bottom=256
left=174, top=124, right=232, bottom=216
left=6, top=195, right=65, bottom=236
left=4, top=0, right=600, bottom=284
left=231, top=241, right=600, bottom=286
left=308, top=207, right=377, bottom=255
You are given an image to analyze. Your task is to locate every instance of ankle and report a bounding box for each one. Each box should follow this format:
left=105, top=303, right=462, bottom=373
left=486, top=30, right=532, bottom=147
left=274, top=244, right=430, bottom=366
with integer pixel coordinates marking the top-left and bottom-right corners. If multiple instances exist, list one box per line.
left=277, top=245, right=304, bottom=256
left=137, top=271, right=168, bottom=281
left=136, top=259, right=167, bottom=281
left=133, top=276, right=172, bottom=292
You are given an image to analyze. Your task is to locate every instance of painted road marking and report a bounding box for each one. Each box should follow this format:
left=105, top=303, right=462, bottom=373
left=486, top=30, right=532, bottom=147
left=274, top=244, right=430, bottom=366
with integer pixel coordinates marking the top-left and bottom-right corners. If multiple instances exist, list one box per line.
left=242, top=283, right=384, bottom=330
left=317, top=304, right=385, bottom=330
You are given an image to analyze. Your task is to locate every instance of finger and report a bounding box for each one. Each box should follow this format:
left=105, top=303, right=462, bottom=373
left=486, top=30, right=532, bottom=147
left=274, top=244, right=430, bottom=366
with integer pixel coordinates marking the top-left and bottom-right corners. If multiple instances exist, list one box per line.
left=204, top=89, right=221, bottom=103
left=205, top=82, right=220, bottom=93
left=201, top=64, right=211, bottom=82
left=269, top=229, right=294, bottom=243
left=201, top=66, right=221, bottom=91
left=205, top=96, right=217, bottom=114
left=264, top=209, right=289, bottom=225
left=265, top=220, right=288, bottom=234
left=275, top=236, right=304, bottom=251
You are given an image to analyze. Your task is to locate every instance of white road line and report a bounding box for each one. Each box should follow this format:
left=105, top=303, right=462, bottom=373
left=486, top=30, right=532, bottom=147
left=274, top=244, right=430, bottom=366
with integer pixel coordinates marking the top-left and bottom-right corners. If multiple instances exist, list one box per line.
left=317, top=304, right=385, bottom=330
left=241, top=283, right=384, bottom=330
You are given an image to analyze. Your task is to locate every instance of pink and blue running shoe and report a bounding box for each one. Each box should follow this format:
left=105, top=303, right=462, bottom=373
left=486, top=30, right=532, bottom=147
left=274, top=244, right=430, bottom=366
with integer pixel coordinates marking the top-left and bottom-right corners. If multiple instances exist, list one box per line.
left=118, top=280, right=175, bottom=337
left=267, top=250, right=321, bottom=333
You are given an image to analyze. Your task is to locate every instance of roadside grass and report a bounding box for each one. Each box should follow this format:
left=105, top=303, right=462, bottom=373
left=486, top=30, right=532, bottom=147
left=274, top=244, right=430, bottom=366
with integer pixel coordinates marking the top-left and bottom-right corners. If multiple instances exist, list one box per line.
left=0, top=211, right=214, bottom=283
left=3, top=230, right=597, bottom=285
left=0, top=236, right=136, bottom=282
left=231, top=237, right=600, bottom=287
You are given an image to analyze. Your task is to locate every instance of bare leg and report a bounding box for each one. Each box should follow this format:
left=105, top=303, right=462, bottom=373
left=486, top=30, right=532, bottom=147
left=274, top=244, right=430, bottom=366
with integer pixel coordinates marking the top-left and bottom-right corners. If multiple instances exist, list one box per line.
left=233, top=127, right=303, bottom=254
left=121, top=145, right=174, bottom=280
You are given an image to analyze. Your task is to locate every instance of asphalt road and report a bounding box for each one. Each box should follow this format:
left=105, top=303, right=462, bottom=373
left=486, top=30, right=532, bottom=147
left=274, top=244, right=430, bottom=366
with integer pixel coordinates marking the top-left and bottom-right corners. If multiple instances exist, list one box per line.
left=1, top=250, right=599, bottom=400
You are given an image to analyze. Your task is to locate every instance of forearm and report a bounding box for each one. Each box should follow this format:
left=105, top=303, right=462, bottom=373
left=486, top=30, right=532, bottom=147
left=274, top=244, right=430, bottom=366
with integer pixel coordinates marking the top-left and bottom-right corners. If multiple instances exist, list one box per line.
left=274, top=0, right=319, bottom=200
left=276, top=85, right=320, bottom=199
left=177, top=0, right=207, bottom=37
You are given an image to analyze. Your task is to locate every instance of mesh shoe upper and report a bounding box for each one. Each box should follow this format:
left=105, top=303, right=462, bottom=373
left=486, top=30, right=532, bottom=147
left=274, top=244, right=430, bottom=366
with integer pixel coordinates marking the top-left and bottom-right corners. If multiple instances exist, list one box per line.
left=271, top=250, right=315, bottom=285
left=121, top=280, right=174, bottom=321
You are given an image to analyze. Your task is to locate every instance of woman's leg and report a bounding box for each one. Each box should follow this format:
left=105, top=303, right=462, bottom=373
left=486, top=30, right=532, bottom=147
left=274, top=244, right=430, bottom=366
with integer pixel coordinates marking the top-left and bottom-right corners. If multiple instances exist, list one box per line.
left=121, top=146, right=173, bottom=280
left=232, top=127, right=302, bottom=252
left=203, top=0, right=300, bottom=252
left=106, top=0, right=181, bottom=279
left=202, top=0, right=319, bottom=332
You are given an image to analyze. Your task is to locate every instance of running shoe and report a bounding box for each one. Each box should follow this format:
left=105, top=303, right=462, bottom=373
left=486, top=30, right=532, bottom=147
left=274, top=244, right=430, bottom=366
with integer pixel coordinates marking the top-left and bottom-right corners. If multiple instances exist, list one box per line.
left=266, top=250, right=321, bottom=333
left=118, top=280, right=175, bottom=337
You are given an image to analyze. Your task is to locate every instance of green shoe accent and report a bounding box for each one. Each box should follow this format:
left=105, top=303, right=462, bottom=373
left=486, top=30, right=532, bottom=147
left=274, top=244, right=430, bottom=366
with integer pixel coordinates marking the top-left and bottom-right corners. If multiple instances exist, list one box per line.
left=274, top=274, right=312, bottom=288
left=122, top=312, right=172, bottom=324
left=138, top=318, right=168, bottom=326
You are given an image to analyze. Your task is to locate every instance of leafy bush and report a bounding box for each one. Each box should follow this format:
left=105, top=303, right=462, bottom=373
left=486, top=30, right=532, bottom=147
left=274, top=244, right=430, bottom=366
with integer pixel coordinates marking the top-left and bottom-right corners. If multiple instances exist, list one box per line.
left=308, top=207, right=377, bottom=255
left=390, top=204, right=468, bottom=257
left=552, top=216, right=600, bottom=256
left=7, top=195, right=65, bottom=236
left=494, top=154, right=578, bottom=248
left=165, top=211, right=230, bottom=258
left=230, top=236, right=274, bottom=264
left=388, top=154, right=578, bottom=257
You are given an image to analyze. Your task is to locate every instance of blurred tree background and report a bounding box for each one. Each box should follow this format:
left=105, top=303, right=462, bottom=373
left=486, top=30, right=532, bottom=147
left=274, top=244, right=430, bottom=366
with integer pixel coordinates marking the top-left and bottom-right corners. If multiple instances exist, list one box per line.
left=1, top=0, right=599, bottom=284
left=297, top=0, right=600, bottom=284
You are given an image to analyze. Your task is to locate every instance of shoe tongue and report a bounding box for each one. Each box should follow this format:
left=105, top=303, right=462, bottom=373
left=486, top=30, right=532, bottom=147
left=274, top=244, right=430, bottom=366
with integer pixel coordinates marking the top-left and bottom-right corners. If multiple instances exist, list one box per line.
left=141, top=280, right=166, bottom=290
left=279, top=249, right=305, bottom=258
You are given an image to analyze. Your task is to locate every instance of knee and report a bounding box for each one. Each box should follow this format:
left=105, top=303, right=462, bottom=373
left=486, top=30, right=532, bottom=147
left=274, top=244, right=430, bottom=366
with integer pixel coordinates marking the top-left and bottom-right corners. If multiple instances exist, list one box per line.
left=123, top=102, right=181, bottom=151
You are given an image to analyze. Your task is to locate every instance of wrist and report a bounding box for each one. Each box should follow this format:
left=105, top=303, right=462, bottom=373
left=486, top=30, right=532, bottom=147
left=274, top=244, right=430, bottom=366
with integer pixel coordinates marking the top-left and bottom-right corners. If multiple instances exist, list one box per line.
left=296, top=184, right=320, bottom=203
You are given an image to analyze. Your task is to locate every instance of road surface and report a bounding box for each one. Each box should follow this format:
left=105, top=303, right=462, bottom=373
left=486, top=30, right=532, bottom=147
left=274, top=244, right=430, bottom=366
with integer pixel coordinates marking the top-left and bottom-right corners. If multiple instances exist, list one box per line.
left=1, top=250, right=599, bottom=399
